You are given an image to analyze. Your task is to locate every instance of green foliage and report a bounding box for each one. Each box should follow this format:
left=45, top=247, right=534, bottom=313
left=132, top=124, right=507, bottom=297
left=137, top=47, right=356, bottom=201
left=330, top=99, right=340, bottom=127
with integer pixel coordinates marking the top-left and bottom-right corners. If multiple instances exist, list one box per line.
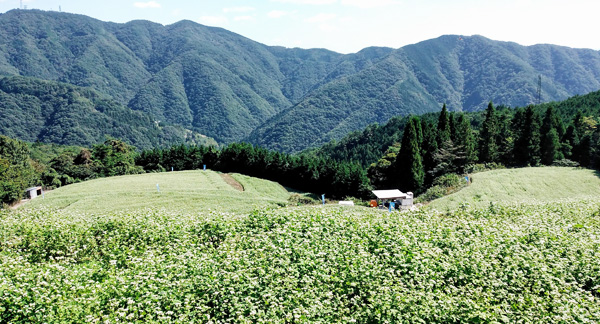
left=417, top=173, right=467, bottom=203
left=0, top=76, right=212, bottom=149
left=92, top=139, right=143, bottom=177
left=478, top=102, right=499, bottom=163
left=3, top=200, right=600, bottom=322
left=0, top=136, right=38, bottom=205
left=394, top=116, right=424, bottom=192
left=287, top=193, right=319, bottom=206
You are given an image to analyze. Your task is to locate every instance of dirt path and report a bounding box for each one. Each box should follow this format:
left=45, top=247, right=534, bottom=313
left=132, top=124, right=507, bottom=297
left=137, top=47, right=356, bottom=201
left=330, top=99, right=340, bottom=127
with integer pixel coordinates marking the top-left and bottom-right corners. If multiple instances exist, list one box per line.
left=220, top=173, right=244, bottom=191
left=9, top=199, right=29, bottom=209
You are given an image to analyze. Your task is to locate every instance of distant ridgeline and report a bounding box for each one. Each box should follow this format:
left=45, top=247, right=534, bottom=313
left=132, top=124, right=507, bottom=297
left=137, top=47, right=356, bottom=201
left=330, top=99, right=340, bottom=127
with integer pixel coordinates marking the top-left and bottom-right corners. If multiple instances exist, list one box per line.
left=1, top=9, right=600, bottom=151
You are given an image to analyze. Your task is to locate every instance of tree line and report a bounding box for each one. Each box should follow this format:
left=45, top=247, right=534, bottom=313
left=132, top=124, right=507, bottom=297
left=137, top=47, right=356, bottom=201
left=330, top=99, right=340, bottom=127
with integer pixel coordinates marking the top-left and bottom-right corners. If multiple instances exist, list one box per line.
left=136, top=143, right=371, bottom=199
left=0, top=137, right=371, bottom=206
left=368, top=102, right=600, bottom=194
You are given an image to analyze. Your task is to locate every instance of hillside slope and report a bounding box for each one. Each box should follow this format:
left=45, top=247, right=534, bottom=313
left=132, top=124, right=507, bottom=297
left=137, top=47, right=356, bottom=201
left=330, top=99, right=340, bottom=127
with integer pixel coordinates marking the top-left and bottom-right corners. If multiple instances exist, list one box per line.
left=250, top=35, right=600, bottom=152
left=0, top=9, right=353, bottom=143
left=428, top=167, right=600, bottom=211
left=2, top=10, right=600, bottom=150
left=0, top=76, right=215, bottom=148
left=25, top=170, right=291, bottom=214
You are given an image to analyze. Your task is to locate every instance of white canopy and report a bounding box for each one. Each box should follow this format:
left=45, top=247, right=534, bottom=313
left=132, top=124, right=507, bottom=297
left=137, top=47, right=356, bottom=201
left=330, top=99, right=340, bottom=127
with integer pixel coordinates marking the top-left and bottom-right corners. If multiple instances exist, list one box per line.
left=372, top=189, right=407, bottom=199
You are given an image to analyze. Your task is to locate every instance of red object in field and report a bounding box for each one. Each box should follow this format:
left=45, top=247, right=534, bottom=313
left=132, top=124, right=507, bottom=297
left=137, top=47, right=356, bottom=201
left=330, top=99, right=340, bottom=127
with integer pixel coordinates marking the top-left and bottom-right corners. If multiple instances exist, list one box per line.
left=369, top=200, right=378, bottom=207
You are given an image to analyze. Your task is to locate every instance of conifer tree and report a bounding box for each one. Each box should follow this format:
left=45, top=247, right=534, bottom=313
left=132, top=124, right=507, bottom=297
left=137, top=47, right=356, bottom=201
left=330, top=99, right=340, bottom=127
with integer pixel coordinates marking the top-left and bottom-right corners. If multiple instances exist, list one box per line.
left=541, top=128, right=561, bottom=165
left=540, top=106, right=564, bottom=165
left=437, top=104, right=451, bottom=146
left=454, top=113, right=477, bottom=166
left=478, top=102, right=498, bottom=163
left=513, top=106, right=541, bottom=166
left=420, top=119, right=438, bottom=185
left=395, top=116, right=424, bottom=192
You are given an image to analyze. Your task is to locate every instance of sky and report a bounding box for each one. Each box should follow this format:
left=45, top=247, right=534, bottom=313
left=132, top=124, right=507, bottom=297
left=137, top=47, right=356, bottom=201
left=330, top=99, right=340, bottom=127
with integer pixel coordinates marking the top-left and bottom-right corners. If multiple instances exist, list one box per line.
left=1, top=0, right=599, bottom=54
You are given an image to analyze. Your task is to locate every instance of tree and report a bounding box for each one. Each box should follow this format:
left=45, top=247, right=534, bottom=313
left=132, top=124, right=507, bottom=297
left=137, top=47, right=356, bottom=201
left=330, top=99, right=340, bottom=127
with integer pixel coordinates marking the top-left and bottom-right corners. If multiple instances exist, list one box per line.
left=513, top=106, right=541, bottom=166
left=367, top=143, right=400, bottom=189
left=420, top=119, right=438, bottom=185
left=453, top=113, right=477, bottom=166
left=541, top=128, right=562, bottom=165
left=0, top=136, right=38, bottom=205
left=540, top=106, right=564, bottom=165
left=478, top=102, right=499, bottom=163
left=437, top=104, right=451, bottom=146
left=93, top=138, right=142, bottom=176
left=394, top=116, right=424, bottom=192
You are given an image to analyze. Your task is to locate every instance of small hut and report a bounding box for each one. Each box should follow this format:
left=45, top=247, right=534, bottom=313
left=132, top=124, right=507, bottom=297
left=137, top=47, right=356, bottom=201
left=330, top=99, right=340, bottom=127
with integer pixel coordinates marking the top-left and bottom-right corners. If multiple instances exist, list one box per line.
left=26, top=186, right=43, bottom=200
left=371, top=189, right=413, bottom=209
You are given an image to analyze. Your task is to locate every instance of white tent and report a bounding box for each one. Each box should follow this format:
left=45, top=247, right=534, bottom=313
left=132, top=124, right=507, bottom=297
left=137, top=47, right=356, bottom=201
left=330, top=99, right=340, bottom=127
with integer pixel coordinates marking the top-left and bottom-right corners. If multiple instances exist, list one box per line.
left=372, top=189, right=407, bottom=199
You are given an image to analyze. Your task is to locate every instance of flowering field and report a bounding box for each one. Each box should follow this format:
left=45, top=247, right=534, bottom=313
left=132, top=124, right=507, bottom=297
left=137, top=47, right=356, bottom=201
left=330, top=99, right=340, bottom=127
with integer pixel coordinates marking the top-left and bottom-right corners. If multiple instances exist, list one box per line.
left=2, top=200, right=600, bottom=323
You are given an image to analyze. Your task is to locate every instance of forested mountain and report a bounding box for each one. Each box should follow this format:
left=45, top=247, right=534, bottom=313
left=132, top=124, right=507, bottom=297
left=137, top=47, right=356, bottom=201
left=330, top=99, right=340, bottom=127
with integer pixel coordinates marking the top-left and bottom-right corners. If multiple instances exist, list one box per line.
left=1, top=9, right=600, bottom=151
left=250, top=36, right=600, bottom=152
left=0, top=9, right=356, bottom=144
left=0, top=76, right=215, bottom=148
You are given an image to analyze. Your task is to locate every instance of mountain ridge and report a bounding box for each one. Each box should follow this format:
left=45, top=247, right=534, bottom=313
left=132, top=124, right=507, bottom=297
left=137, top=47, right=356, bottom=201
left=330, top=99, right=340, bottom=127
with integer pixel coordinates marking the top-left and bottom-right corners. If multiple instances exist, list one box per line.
left=1, top=9, right=600, bottom=151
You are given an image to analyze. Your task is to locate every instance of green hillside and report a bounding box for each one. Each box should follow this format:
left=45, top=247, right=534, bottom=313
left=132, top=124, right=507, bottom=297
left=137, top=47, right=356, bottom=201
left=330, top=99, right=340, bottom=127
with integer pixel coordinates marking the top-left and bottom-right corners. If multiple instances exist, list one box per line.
left=2, top=10, right=600, bottom=150
left=251, top=35, right=600, bottom=152
left=25, top=170, right=291, bottom=214
left=0, top=9, right=348, bottom=144
left=0, top=76, right=216, bottom=148
left=428, top=167, right=600, bottom=211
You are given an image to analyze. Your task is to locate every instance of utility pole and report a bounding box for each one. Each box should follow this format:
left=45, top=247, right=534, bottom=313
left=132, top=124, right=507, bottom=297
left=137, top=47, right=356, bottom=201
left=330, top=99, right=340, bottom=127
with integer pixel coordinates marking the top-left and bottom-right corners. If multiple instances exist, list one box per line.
left=536, top=75, right=542, bottom=105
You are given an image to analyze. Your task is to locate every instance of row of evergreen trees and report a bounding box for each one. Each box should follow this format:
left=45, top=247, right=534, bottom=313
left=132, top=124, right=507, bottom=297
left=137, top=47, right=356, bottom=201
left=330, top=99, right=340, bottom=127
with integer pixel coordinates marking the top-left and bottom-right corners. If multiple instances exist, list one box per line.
left=136, top=143, right=371, bottom=199
left=369, top=103, right=600, bottom=193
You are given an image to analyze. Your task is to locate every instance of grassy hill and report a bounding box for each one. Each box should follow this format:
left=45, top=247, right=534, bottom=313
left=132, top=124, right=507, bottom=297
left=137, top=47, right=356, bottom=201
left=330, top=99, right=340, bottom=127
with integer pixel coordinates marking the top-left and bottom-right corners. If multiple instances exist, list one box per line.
left=428, top=167, right=600, bottom=211
left=25, top=170, right=291, bottom=214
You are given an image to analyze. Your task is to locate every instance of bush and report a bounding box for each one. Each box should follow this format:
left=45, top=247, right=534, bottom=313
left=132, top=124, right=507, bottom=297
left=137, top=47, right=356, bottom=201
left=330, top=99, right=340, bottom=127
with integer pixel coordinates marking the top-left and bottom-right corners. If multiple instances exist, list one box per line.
left=464, top=162, right=505, bottom=173
left=288, top=193, right=319, bottom=206
left=416, top=185, right=446, bottom=203
left=432, top=173, right=463, bottom=188
left=417, top=173, right=468, bottom=203
left=552, top=159, right=580, bottom=167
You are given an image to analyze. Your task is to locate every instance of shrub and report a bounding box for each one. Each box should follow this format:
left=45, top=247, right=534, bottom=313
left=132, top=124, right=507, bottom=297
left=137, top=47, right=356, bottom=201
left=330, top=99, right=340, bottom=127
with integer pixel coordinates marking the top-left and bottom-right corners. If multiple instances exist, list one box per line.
left=552, top=159, right=580, bottom=167
left=288, top=193, right=319, bottom=205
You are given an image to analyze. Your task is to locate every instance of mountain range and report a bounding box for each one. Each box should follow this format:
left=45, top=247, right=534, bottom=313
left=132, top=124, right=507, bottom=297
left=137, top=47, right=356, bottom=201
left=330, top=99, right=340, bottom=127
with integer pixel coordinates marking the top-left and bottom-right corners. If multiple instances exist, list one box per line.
left=1, top=9, right=600, bottom=152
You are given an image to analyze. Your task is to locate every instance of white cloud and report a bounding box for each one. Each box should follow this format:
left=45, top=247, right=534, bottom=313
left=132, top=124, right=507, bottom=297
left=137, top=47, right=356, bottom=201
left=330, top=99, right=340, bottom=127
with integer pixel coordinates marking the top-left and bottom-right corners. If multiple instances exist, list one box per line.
left=268, top=10, right=289, bottom=18
left=234, top=16, right=254, bottom=22
left=133, top=1, right=161, bottom=9
left=305, top=13, right=337, bottom=23
left=341, top=0, right=400, bottom=8
left=223, top=6, right=255, bottom=13
left=318, top=23, right=339, bottom=32
left=198, top=16, right=228, bottom=26
left=271, top=0, right=337, bottom=5
left=171, top=9, right=182, bottom=17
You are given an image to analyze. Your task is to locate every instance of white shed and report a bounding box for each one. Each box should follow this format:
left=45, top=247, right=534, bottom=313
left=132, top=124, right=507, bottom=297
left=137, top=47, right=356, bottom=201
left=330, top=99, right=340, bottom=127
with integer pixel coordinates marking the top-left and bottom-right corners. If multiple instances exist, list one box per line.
left=26, top=186, right=43, bottom=199
left=372, top=189, right=413, bottom=209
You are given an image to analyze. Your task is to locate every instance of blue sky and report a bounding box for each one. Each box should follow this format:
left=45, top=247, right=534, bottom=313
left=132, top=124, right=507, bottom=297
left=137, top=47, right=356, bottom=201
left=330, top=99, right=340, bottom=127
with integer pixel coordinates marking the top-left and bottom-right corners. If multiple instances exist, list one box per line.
left=2, top=0, right=599, bottom=53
